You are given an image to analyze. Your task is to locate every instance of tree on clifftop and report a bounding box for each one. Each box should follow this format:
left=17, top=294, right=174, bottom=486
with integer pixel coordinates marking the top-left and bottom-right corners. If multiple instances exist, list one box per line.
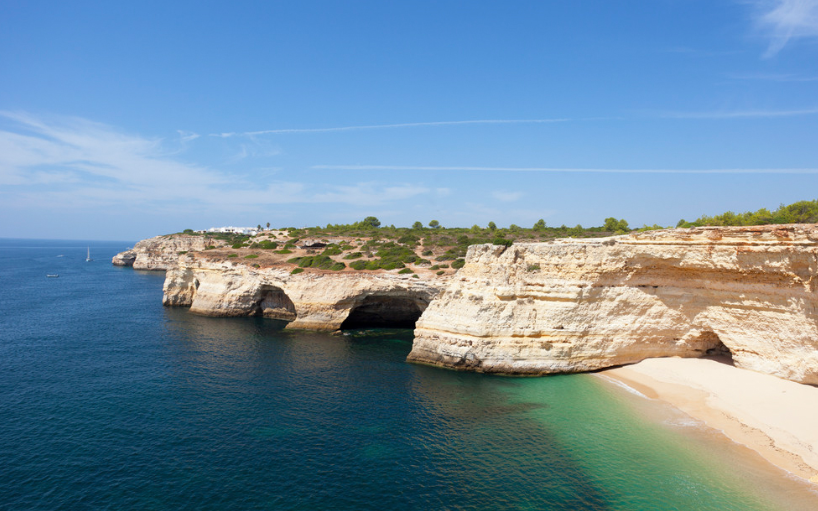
left=412, top=221, right=423, bottom=230
left=604, top=217, right=630, bottom=232
left=533, top=219, right=546, bottom=230
left=362, top=216, right=381, bottom=228
left=429, top=220, right=440, bottom=229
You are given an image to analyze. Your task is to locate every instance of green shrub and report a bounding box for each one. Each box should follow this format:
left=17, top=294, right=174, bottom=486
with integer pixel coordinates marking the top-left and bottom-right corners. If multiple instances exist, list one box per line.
left=412, top=274, right=419, bottom=278
left=492, top=238, right=513, bottom=247
left=244, top=254, right=259, bottom=259
left=397, top=234, right=419, bottom=245
left=436, top=270, right=445, bottom=276
left=398, top=268, right=413, bottom=274
left=289, top=255, right=342, bottom=270
left=206, top=245, right=216, bottom=250
left=274, top=249, right=292, bottom=254
left=439, top=264, right=449, bottom=269
left=231, top=242, right=245, bottom=249
left=228, top=253, right=238, bottom=258
left=430, top=265, right=440, bottom=270
left=350, top=260, right=367, bottom=271
left=178, top=251, right=188, bottom=255
left=290, top=268, right=304, bottom=275
left=422, top=249, right=433, bottom=256
left=343, top=252, right=363, bottom=260
left=451, top=258, right=465, bottom=269
left=322, top=246, right=343, bottom=256
left=527, top=264, right=540, bottom=271
left=253, top=240, right=278, bottom=249
left=252, top=263, right=260, bottom=268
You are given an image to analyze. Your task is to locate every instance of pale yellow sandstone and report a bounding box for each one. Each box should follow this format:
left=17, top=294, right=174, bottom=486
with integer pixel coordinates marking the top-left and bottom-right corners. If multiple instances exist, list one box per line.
left=163, top=258, right=446, bottom=330
left=409, top=225, right=818, bottom=384
left=112, top=235, right=228, bottom=270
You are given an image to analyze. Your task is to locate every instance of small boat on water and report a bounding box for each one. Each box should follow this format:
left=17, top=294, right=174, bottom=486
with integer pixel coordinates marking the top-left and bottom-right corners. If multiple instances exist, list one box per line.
left=47, top=274, right=59, bottom=278
left=86, top=247, right=93, bottom=262
left=56, top=254, right=64, bottom=258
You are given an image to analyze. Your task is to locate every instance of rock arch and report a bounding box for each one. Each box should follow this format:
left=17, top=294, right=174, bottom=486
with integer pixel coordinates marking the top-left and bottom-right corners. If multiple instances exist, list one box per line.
left=341, top=294, right=425, bottom=330
left=253, top=285, right=297, bottom=321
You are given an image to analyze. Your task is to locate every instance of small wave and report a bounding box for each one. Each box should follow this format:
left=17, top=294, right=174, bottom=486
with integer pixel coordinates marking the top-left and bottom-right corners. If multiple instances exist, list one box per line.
left=663, top=418, right=703, bottom=428
left=598, top=375, right=648, bottom=398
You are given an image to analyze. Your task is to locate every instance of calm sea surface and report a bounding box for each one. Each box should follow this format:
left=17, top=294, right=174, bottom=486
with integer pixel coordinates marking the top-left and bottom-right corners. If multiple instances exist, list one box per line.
left=2, top=238, right=817, bottom=510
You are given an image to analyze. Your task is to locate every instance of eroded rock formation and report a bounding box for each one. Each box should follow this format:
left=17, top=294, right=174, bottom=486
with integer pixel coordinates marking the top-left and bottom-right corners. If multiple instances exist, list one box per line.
left=408, top=225, right=818, bottom=384
left=163, top=257, right=445, bottom=330
left=112, top=235, right=227, bottom=270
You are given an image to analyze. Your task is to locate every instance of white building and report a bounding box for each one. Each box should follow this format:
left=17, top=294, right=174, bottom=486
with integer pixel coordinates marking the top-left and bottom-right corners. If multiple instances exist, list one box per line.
left=206, top=226, right=259, bottom=236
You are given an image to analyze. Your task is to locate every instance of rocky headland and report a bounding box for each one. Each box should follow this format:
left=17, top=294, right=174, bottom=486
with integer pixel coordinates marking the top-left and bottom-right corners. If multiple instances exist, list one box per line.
left=409, top=225, right=818, bottom=385
left=163, top=255, right=445, bottom=330
left=115, top=225, right=818, bottom=384
left=112, top=234, right=229, bottom=270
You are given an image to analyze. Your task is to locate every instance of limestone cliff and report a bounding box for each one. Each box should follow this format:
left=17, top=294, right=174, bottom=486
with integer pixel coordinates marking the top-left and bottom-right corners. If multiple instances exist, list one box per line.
left=163, top=257, right=446, bottom=331
left=408, top=225, right=818, bottom=385
left=112, top=235, right=227, bottom=270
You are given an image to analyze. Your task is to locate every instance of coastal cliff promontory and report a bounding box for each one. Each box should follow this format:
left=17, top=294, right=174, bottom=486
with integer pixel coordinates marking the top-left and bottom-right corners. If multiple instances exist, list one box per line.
left=163, top=257, right=445, bottom=330
left=112, top=234, right=228, bottom=270
left=408, top=225, right=818, bottom=384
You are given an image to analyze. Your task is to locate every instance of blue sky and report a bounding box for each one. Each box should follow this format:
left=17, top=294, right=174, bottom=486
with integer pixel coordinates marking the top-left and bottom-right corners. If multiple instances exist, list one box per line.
left=1, top=0, right=817, bottom=240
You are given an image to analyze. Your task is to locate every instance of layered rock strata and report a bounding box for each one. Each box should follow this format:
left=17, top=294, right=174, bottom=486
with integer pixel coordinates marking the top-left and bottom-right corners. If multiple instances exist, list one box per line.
left=408, top=225, right=818, bottom=384
left=112, top=235, right=227, bottom=270
left=163, top=258, right=445, bottom=330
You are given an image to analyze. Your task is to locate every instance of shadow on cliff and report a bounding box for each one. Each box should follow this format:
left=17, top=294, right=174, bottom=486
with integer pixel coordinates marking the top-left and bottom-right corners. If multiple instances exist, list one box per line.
left=341, top=295, right=424, bottom=330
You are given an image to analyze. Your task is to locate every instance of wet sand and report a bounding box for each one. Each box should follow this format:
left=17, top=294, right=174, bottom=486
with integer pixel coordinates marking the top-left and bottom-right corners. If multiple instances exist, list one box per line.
left=600, top=357, right=818, bottom=484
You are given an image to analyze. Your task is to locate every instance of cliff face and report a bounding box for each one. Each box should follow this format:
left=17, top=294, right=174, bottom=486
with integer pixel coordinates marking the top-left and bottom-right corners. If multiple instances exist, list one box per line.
left=112, top=235, right=227, bottom=270
left=408, top=225, right=818, bottom=385
left=163, top=258, right=446, bottom=330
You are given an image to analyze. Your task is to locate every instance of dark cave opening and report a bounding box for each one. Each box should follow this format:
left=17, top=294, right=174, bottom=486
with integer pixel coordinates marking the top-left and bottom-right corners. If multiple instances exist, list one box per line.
left=341, top=295, right=424, bottom=330
left=702, top=331, right=734, bottom=364
left=253, top=286, right=297, bottom=321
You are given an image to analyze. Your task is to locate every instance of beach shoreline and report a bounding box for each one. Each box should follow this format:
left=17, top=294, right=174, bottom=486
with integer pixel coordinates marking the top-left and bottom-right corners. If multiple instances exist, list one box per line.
left=599, top=357, right=818, bottom=485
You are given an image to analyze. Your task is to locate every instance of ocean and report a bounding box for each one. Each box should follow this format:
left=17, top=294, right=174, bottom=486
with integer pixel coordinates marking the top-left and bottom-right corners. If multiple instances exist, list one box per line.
left=1, top=238, right=816, bottom=510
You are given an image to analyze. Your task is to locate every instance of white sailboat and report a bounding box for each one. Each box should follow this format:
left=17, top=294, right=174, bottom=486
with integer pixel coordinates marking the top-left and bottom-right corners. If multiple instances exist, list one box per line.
left=86, top=247, right=93, bottom=262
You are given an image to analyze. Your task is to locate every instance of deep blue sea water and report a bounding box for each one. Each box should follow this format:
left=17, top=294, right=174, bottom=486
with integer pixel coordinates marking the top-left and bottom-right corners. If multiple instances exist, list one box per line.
left=2, top=239, right=817, bottom=510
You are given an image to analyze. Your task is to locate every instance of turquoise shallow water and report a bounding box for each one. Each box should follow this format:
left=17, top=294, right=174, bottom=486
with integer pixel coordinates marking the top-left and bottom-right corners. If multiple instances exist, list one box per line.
left=1, top=238, right=816, bottom=510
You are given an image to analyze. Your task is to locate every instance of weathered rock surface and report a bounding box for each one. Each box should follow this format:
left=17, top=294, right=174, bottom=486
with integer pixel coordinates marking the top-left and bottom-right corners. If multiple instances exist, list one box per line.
left=408, top=225, right=818, bottom=384
left=112, top=235, right=227, bottom=270
left=163, top=258, right=446, bottom=330
left=111, top=250, right=136, bottom=266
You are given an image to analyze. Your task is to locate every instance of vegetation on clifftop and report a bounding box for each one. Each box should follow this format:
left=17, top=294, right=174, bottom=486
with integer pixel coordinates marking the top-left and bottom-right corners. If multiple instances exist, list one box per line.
left=679, top=199, right=818, bottom=228
left=171, top=198, right=816, bottom=275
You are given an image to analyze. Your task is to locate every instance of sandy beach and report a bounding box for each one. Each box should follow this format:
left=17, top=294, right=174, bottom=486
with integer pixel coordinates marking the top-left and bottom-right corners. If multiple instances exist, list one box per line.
left=601, top=357, right=818, bottom=484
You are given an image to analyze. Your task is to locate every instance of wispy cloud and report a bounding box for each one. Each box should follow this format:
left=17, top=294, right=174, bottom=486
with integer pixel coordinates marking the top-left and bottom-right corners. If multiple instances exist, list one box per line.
left=312, top=164, right=818, bottom=174
left=177, top=130, right=200, bottom=143
left=0, top=112, right=434, bottom=210
left=657, top=107, right=818, bottom=119
left=212, top=118, right=573, bottom=138
left=752, top=0, right=818, bottom=57
left=659, top=46, right=743, bottom=56
left=726, top=72, right=818, bottom=81
left=492, top=191, right=524, bottom=202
